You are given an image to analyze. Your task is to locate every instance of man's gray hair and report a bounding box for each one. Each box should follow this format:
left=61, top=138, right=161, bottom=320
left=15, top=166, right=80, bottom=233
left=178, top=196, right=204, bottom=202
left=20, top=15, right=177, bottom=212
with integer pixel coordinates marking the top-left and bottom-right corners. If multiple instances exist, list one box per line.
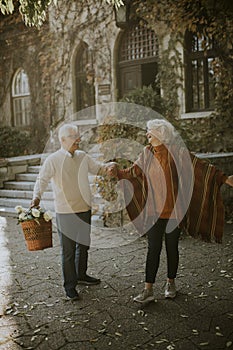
left=58, top=124, right=79, bottom=142
left=147, top=119, right=177, bottom=145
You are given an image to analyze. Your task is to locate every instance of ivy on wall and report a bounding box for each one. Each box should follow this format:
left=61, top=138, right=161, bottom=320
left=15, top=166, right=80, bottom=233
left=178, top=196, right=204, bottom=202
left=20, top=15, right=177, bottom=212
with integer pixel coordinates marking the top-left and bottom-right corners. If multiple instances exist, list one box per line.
left=129, top=1, right=233, bottom=150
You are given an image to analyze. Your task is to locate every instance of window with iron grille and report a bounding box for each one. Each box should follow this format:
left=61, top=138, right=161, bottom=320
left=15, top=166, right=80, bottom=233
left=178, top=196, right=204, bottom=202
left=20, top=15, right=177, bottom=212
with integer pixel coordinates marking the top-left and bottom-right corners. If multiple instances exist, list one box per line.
left=120, top=24, right=159, bottom=62
left=75, top=42, right=96, bottom=112
left=118, top=24, right=159, bottom=98
left=185, top=31, right=217, bottom=112
left=12, top=69, right=31, bottom=126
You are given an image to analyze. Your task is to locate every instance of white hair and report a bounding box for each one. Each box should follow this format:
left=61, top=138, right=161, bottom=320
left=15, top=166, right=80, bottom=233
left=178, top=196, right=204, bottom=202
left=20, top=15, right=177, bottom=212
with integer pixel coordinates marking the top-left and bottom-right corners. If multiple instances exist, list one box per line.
left=58, top=124, right=78, bottom=142
left=147, top=119, right=177, bottom=145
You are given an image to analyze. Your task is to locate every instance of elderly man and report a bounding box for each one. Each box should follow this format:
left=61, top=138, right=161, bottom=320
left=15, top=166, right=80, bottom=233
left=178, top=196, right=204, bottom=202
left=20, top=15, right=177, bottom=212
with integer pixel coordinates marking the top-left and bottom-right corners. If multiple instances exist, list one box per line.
left=31, top=123, right=111, bottom=301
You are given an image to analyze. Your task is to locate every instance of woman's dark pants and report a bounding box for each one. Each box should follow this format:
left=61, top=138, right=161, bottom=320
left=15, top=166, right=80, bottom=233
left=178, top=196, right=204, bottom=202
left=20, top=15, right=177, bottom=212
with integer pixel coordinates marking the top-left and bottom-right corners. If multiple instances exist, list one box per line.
left=145, top=218, right=181, bottom=283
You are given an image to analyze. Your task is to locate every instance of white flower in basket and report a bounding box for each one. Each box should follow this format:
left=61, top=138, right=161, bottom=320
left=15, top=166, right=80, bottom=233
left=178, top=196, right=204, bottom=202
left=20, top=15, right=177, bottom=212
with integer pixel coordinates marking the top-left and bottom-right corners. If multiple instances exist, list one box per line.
left=43, top=211, right=53, bottom=222
left=31, top=208, right=40, bottom=218
left=15, top=206, right=53, bottom=225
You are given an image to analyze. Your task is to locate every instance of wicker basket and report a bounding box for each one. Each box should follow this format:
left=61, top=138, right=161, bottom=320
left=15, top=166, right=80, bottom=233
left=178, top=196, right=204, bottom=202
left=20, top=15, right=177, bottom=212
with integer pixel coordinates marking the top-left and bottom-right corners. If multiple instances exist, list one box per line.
left=21, top=219, right=52, bottom=251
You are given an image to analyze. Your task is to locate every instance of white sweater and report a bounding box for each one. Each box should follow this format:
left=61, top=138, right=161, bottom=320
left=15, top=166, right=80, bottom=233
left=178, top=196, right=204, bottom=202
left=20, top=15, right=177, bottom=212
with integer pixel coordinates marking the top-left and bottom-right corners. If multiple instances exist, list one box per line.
left=33, top=148, right=103, bottom=214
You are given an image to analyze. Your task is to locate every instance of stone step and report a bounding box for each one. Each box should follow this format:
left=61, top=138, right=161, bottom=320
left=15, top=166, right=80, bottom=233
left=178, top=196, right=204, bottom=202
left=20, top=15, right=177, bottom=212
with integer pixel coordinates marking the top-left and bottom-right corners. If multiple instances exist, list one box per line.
left=4, top=181, right=98, bottom=193
left=15, top=172, right=99, bottom=184
left=2, top=179, right=100, bottom=197
left=27, top=165, right=41, bottom=173
left=15, top=173, right=38, bottom=182
left=0, top=193, right=103, bottom=209
left=3, top=181, right=52, bottom=191
left=0, top=188, right=105, bottom=215
left=0, top=197, right=54, bottom=211
left=4, top=181, right=36, bottom=191
left=0, top=206, right=22, bottom=217
left=0, top=189, right=53, bottom=200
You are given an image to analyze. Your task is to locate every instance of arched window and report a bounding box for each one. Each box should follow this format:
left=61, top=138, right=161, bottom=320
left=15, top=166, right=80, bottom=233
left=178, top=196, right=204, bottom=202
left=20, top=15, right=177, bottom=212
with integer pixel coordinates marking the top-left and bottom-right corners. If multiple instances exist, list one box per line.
left=118, top=23, right=159, bottom=98
left=75, top=42, right=96, bottom=112
left=12, top=68, right=31, bottom=126
left=184, top=31, right=217, bottom=112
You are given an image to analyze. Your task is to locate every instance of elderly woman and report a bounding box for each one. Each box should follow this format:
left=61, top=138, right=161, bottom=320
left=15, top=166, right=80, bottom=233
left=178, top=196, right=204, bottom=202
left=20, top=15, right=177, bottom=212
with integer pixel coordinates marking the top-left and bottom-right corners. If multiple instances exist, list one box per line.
left=109, top=119, right=233, bottom=304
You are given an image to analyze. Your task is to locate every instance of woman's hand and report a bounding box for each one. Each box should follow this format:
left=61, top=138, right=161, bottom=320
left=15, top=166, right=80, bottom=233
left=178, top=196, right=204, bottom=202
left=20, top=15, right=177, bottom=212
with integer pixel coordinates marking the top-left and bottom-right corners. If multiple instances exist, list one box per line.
left=225, top=175, right=233, bottom=187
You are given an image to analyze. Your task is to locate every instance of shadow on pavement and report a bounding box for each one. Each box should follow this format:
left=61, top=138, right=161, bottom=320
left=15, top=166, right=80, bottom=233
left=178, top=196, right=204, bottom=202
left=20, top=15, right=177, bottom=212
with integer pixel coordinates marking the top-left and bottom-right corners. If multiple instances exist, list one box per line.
left=0, top=217, right=233, bottom=350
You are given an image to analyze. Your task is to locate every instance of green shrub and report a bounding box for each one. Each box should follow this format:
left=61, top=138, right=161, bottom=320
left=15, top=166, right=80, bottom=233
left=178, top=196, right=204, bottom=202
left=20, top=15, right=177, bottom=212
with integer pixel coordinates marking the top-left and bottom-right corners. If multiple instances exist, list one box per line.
left=120, top=85, right=166, bottom=118
left=0, top=127, right=31, bottom=158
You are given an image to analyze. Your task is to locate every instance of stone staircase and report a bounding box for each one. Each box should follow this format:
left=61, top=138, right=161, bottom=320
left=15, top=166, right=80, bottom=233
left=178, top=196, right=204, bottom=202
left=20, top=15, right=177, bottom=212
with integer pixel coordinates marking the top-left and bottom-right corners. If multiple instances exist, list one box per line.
left=0, top=165, right=52, bottom=216
left=0, top=154, right=104, bottom=226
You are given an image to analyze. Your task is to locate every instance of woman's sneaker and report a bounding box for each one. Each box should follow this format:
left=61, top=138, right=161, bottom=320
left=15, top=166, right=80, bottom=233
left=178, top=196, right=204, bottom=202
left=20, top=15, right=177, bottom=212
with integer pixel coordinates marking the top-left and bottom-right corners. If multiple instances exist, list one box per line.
left=165, top=281, right=176, bottom=299
left=133, top=288, right=155, bottom=303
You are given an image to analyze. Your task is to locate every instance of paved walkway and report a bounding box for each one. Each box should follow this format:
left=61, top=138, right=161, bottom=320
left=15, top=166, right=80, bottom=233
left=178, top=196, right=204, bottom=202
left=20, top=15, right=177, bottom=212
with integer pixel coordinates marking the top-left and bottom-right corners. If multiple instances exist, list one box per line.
left=0, top=216, right=233, bottom=350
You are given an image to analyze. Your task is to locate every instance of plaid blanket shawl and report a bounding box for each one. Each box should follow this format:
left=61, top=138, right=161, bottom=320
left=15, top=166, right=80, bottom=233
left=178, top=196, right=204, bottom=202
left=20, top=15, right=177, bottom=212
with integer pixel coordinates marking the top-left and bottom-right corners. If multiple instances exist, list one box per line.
left=121, top=146, right=227, bottom=243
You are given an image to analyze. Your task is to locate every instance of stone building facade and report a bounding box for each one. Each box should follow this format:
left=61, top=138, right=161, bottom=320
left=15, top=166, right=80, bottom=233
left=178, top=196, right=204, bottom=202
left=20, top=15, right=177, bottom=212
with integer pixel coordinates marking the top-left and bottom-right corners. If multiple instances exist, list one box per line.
left=0, top=0, right=232, bottom=154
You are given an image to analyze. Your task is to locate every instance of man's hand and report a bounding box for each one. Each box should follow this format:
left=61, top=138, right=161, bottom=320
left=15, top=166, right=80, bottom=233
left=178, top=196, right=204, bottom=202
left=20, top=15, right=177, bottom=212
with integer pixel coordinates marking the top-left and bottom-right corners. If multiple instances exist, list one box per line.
left=106, top=163, right=118, bottom=178
left=31, top=197, right=40, bottom=208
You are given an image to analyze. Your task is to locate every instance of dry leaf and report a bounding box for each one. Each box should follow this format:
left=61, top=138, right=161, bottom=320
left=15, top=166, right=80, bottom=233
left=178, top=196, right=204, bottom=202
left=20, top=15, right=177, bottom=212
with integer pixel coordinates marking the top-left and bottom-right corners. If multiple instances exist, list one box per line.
left=98, top=328, right=106, bottom=334
left=90, top=338, right=98, bottom=343
left=34, top=329, right=41, bottom=333
left=167, top=345, right=175, bottom=350
left=156, top=339, right=169, bottom=344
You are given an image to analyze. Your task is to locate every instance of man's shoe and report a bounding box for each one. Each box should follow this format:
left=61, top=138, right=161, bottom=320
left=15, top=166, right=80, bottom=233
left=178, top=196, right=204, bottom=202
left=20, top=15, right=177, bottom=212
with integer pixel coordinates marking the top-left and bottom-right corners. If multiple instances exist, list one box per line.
left=66, top=288, right=80, bottom=301
left=133, top=288, right=155, bottom=304
left=77, top=275, right=101, bottom=285
left=165, top=281, right=176, bottom=299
